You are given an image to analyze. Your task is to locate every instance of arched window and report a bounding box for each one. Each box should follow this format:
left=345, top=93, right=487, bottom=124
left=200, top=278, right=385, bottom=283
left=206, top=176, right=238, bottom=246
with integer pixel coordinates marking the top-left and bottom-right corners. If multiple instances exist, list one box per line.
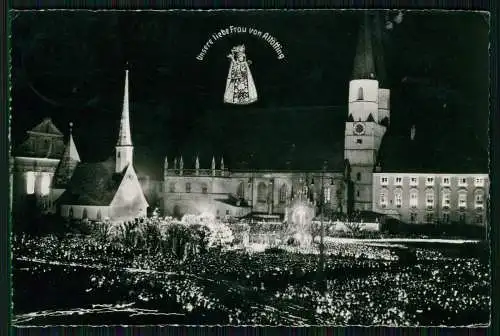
left=82, top=208, right=88, bottom=219
left=40, top=173, right=51, bottom=196
left=257, top=182, right=267, bottom=202
left=97, top=209, right=102, bottom=221
left=201, top=183, right=208, bottom=194
left=279, top=184, right=288, bottom=203
left=356, top=172, right=361, bottom=181
left=409, top=189, right=419, bottom=208
left=169, top=182, right=176, bottom=193
left=26, top=172, right=35, bottom=195
left=324, top=187, right=331, bottom=202
left=357, top=87, right=364, bottom=100
left=442, top=189, right=451, bottom=209
left=394, top=189, right=403, bottom=208
left=185, top=183, right=191, bottom=193
left=237, top=182, right=245, bottom=198
left=69, top=207, right=74, bottom=218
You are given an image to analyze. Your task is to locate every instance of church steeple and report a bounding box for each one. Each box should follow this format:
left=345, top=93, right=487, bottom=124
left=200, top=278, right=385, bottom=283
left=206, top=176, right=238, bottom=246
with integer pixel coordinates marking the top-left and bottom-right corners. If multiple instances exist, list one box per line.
left=115, top=68, right=134, bottom=173
left=352, top=12, right=376, bottom=80
left=117, top=68, right=132, bottom=147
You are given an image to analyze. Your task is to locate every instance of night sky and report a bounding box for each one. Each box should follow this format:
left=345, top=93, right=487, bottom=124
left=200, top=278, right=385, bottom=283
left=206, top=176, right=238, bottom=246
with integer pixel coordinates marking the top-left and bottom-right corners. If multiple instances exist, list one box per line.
left=11, top=10, right=490, bottom=178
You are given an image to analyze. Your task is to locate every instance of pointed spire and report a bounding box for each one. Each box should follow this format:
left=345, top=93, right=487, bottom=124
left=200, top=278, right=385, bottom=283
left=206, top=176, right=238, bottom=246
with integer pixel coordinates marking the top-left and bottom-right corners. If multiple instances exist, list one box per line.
left=174, top=157, right=178, bottom=170
left=352, top=12, right=376, bottom=80
left=179, top=156, right=184, bottom=170
left=410, top=125, right=416, bottom=140
left=52, top=122, right=80, bottom=188
left=164, top=155, right=169, bottom=170
left=117, top=69, right=133, bottom=146
left=220, top=156, right=225, bottom=171
left=67, top=122, right=81, bottom=162
left=195, top=155, right=200, bottom=170
left=211, top=156, right=216, bottom=176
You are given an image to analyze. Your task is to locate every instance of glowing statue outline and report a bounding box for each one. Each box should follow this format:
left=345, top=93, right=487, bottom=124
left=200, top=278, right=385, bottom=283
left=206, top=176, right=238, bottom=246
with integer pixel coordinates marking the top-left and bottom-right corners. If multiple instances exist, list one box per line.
left=223, top=44, right=258, bottom=105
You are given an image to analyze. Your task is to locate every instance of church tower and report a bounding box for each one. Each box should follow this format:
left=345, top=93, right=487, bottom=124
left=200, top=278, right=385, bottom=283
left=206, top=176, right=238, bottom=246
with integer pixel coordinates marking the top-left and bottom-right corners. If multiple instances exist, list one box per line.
left=344, top=12, right=390, bottom=211
left=116, top=69, right=134, bottom=173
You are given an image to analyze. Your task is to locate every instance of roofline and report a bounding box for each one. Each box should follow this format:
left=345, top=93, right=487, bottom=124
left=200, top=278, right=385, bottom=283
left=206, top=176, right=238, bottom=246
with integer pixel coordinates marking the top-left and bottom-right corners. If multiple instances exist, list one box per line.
left=27, top=131, right=64, bottom=138
left=374, top=172, right=489, bottom=176
left=14, top=156, right=60, bottom=162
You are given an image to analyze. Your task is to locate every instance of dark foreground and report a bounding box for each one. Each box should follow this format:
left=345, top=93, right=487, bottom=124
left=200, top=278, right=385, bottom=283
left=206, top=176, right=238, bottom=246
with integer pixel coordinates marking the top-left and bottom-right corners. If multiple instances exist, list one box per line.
left=12, top=235, right=490, bottom=326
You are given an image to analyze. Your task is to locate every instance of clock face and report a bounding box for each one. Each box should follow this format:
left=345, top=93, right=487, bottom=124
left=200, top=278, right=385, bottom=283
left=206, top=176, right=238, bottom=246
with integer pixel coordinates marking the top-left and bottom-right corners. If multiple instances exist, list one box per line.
left=354, top=123, right=365, bottom=135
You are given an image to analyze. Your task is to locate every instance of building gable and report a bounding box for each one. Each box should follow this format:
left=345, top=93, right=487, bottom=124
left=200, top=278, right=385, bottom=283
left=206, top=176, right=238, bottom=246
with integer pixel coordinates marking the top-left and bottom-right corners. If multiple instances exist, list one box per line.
left=109, top=164, right=149, bottom=219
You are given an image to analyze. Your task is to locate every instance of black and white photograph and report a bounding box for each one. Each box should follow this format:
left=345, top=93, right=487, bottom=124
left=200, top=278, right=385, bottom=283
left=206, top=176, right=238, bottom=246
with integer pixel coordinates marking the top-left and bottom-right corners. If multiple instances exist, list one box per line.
left=9, top=9, right=490, bottom=326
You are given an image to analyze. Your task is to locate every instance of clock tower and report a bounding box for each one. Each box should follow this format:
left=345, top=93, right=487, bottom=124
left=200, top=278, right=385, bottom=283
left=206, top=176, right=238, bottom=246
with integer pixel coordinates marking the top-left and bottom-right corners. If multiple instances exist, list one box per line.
left=344, top=12, right=390, bottom=211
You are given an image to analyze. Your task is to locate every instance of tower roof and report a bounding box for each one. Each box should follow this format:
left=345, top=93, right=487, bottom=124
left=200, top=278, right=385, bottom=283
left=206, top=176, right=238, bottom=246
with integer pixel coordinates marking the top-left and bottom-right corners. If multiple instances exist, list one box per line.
left=117, top=69, right=133, bottom=147
left=27, top=117, right=64, bottom=137
left=352, top=12, right=386, bottom=84
left=52, top=123, right=81, bottom=188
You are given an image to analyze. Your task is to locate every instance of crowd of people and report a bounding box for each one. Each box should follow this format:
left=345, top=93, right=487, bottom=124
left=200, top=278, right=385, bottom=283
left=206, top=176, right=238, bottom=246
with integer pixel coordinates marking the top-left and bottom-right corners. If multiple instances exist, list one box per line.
left=12, top=222, right=490, bottom=326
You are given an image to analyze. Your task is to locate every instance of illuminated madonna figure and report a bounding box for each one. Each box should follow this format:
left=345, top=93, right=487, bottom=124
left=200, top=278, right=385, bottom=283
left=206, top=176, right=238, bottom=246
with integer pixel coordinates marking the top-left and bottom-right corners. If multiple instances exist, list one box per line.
left=223, top=44, right=258, bottom=105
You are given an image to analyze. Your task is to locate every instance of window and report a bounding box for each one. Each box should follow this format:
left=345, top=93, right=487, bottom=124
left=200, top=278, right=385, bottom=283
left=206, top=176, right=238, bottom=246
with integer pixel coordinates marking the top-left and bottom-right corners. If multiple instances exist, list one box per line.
left=410, top=213, right=417, bottom=223
left=40, top=173, right=51, bottom=196
left=226, top=210, right=230, bottom=215
left=324, top=187, right=331, bottom=202
left=394, top=189, right=402, bottom=208
left=474, top=177, right=485, bottom=187
left=395, top=177, right=403, bottom=186
left=26, top=172, right=35, bottom=195
left=458, top=177, right=467, bottom=187
left=474, top=190, right=484, bottom=209
left=379, top=190, right=388, bottom=208
left=201, top=184, right=208, bottom=194
left=357, top=87, right=364, bottom=100
left=476, top=214, right=483, bottom=224
left=185, top=182, right=191, bottom=193
left=458, top=192, right=467, bottom=209
left=97, top=209, right=102, bottom=221
left=237, top=182, right=245, bottom=198
left=425, top=190, right=434, bottom=209
left=442, top=189, right=451, bottom=209
left=356, top=172, right=361, bottom=181
left=442, top=177, right=450, bottom=186
left=82, top=208, right=88, bottom=219
left=426, top=177, right=435, bottom=186
left=426, top=213, right=433, bottom=223
left=380, top=176, right=388, bottom=186
left=117, top=152, right=120, bottom=158
left=69, top=207, right=74, bottom=218
left=410, top=177, right=418, bottom=187
left=442, top=213, right=450, bottom=224
left=169, top=183, right=176, bottom=193
left=459, top=213, right=466, bottom=223
left=410, top=189, right=418, bottom=208
left=330, top=178, right=334, bottom=185
left=356, top=139, right=363, bottom=144
left=257, top=182, right=268, bottom=202
left=356, top=190, right=360, bottom=197
left=279, top=184, right=287, bottom=203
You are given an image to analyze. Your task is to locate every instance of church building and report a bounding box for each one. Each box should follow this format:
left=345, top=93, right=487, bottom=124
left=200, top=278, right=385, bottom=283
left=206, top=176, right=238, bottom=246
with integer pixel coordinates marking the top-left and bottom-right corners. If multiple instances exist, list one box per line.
left=160, top=13, right=489, bottom=227
left=56, top=69, right=148, bottom=221
left=11, top=69, right=148, bottom=222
